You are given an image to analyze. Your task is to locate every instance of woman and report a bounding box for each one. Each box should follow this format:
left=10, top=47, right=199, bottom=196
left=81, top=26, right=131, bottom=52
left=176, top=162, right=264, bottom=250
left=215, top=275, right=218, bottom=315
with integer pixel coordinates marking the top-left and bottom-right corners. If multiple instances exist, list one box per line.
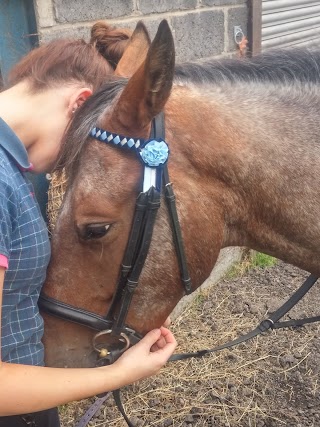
left=0, top=23, right=176, bottom=427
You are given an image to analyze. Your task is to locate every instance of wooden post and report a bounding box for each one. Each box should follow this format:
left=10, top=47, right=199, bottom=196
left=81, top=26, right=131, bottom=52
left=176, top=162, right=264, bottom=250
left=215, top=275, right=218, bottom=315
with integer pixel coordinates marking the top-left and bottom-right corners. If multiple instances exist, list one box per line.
left=248, top=0, right=262, bottom=56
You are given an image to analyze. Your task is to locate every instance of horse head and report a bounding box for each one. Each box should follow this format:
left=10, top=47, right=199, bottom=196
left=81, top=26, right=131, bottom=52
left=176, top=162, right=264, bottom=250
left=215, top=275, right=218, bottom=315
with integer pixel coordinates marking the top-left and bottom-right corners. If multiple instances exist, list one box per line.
left=42, top=20, right=224, bottom=367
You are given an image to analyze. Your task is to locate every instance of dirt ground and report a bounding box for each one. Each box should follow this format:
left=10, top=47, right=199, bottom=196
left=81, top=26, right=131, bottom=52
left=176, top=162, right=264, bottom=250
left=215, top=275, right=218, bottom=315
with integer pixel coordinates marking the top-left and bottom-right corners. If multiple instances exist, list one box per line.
left=60, top=260, right=320, bottom=427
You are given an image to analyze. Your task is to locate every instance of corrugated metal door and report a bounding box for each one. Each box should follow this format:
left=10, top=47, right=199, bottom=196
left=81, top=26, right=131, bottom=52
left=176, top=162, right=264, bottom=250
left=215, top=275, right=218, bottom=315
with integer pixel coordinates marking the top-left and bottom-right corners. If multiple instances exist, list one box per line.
left=0, top=0, right=37, bottom=85
left=262, top=1, right=320, bottom=50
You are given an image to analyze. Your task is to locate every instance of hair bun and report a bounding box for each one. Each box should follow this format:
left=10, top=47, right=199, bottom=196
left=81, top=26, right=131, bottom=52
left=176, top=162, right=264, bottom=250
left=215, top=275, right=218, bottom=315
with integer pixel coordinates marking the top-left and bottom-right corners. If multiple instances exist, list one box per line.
left=90, top=21, right=132, bottom=69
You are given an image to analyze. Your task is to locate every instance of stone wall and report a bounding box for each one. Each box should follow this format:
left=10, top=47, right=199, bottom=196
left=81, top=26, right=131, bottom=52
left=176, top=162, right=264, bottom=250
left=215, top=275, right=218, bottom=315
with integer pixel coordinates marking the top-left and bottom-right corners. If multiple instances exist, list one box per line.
left=34, top=0, right=248, bottom=61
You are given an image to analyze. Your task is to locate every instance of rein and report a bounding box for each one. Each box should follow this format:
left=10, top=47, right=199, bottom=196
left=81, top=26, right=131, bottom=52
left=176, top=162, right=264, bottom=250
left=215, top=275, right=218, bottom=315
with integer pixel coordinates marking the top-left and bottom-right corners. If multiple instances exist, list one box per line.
left=38, top=113, right=320, bottom=427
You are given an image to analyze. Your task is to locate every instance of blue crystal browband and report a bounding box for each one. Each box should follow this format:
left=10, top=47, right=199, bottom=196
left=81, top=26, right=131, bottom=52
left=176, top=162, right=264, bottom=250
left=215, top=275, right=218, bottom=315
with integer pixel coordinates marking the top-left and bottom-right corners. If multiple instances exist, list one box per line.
left=90, top=126, right=169, bottom=192
left=90, top=127, right=169, bottom=168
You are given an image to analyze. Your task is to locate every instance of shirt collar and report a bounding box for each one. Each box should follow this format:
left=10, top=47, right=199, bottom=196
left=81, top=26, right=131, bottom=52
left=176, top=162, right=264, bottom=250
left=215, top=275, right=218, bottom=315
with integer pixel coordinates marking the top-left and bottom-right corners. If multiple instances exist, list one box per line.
left=0, top=117, right=33, bottom=171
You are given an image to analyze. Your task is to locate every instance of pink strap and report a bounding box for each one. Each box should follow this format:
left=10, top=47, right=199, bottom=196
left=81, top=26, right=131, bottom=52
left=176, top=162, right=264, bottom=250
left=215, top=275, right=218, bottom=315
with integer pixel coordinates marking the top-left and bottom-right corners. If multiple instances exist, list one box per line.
left=0, top=254, right=8, bottom=269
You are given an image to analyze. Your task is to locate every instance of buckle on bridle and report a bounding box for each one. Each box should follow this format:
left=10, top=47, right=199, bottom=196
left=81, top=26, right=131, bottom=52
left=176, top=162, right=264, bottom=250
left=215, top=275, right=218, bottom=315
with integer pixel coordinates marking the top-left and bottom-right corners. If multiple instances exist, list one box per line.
left=258, top=318, right=274, bottom=333
left=92, top=329, right=130, bottom=361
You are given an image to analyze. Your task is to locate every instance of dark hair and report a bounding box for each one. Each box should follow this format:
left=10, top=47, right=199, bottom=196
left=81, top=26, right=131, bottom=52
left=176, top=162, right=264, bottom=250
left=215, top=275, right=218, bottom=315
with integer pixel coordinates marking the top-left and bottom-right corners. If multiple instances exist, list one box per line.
left=8, top=22, right=132, bottom=91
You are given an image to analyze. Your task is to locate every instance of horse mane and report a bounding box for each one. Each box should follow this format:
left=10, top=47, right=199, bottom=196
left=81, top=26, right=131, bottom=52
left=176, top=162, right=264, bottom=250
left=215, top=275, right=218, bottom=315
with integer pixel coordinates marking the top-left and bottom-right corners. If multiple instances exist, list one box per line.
left=175, top=48, right=320, bottom=84
left=56, top=48, right=320, bottom=176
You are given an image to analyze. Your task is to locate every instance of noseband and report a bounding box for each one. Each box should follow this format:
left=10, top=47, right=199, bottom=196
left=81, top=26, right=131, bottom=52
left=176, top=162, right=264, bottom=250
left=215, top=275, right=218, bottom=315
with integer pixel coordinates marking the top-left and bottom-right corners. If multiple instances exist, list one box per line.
left=39, top=113, right=192, bottom=362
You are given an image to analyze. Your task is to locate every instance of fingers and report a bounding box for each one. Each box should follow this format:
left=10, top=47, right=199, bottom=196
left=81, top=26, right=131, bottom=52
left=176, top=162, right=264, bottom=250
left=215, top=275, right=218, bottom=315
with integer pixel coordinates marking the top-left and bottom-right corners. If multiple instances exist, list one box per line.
left=162, top=316, right=171, bottom=327
left=139, top=327, right=176, bottom=354
left=114, top=327, right=177, bottom=385
left=150, top=336, right=166, bottom=352
left=159, top=327, right=176, bottom=344
left=138, top=328, right=162, bottom=349
left=150, top=327, right=177, bottom=353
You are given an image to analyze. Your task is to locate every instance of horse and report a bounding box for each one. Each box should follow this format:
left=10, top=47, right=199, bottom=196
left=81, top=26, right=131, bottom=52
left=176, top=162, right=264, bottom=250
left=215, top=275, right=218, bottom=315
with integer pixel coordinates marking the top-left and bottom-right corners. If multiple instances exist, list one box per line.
left=41, top=19, right=320, bottom=369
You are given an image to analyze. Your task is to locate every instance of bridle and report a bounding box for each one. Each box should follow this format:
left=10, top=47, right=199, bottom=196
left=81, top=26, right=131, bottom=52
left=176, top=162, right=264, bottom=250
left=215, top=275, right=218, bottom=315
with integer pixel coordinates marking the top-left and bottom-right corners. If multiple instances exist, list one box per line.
left=38, top=112, right=194, bottom=427
left=39, top=112, right=194, bottom=427
left=90, top=111, right=193, bottom=361
left=39, top=112, right=192, bottom=363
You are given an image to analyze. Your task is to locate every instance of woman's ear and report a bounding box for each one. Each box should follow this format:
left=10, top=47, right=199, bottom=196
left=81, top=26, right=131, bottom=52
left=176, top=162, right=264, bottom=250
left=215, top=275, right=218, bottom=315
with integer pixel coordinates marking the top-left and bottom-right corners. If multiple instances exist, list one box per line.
left=68, top=88, right=92, bottom=117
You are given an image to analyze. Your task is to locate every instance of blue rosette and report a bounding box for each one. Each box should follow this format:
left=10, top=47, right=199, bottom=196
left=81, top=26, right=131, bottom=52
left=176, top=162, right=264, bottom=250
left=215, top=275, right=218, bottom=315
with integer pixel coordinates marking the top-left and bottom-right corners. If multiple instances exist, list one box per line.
left=139, top=139, right=169, bottom=167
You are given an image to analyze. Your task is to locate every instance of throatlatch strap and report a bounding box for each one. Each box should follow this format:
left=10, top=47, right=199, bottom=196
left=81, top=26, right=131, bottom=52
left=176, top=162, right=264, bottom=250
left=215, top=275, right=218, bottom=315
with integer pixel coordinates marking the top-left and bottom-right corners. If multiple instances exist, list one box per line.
left=151, top=113, right=193, bottom=295
left=163, top=165, right=192, bottom=294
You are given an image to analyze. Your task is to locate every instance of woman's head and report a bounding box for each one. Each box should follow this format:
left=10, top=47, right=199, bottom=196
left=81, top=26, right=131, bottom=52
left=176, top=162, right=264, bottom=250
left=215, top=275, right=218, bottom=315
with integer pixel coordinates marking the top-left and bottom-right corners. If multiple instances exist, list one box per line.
left=8, top=39, right=113, bottom=93
left=1, top=22, right=132, bottom=172
left=8, top=22, right=132, bottom=92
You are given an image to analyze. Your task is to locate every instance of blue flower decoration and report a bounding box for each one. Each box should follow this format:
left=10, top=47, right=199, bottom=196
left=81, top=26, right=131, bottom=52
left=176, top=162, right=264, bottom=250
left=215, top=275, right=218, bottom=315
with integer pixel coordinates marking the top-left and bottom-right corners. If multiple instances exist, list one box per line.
left=140, top=139, right=169, bottom=167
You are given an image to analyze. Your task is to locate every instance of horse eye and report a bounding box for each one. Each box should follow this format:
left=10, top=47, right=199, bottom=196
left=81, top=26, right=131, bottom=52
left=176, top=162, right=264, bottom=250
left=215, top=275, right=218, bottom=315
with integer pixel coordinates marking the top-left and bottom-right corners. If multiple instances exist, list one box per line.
left=81, top=223, right=111, bottom=240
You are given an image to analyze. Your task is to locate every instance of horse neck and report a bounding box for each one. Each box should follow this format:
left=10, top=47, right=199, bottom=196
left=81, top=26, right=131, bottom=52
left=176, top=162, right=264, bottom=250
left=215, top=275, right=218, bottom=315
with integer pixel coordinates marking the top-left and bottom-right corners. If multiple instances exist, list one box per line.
left=166, top=82, right=320, bottom=275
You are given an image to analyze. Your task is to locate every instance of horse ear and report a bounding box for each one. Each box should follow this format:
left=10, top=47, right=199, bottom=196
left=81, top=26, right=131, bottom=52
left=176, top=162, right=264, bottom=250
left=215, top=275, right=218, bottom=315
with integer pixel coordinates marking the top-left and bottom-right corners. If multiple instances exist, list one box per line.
left=113, top=20, right=175, bottom=130
left=115, top=21, right=151, bottom=77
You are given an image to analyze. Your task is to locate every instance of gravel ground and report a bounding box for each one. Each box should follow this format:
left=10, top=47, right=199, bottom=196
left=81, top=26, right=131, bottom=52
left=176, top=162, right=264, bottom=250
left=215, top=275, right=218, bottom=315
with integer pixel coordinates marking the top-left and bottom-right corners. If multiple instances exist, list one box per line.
left=60, top=260, right=320, bottom=427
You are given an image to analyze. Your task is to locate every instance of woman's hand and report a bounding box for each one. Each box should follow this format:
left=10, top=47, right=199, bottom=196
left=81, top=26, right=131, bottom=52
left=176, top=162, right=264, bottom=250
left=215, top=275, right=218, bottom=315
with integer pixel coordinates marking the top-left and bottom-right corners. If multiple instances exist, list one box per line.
left=113, top=327, right=177, bottom=384
left=163, top=317, right=171, bottom=328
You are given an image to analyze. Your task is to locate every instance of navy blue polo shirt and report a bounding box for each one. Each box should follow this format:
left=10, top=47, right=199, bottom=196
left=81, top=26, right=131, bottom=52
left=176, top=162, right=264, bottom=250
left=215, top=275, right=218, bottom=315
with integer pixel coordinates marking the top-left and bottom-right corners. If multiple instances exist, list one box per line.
left=0, top=117, right=51, bottom=365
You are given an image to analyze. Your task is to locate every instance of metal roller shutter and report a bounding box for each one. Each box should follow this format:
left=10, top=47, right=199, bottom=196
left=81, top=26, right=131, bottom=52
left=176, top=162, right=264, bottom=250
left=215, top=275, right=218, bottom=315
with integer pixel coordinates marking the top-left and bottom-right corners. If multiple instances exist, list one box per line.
left=262, top=0, right=320, bottom=50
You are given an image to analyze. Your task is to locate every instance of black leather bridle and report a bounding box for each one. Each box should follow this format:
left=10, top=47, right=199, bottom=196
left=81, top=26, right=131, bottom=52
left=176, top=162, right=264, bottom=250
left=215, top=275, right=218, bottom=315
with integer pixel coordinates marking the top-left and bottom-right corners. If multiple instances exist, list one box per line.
left=39, top=112, right=192, bottom=363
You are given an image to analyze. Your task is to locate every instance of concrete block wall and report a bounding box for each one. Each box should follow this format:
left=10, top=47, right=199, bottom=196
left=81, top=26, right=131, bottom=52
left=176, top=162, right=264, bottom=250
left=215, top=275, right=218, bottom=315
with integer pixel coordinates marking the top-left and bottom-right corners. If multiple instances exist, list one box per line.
left=34, top=0, right=248, bottom=61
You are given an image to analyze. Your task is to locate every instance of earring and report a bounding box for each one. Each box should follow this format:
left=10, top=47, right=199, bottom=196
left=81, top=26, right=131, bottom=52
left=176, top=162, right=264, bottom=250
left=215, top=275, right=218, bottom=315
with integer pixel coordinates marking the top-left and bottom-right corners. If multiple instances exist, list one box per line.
left=72, top=108, right=76, bottom=114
